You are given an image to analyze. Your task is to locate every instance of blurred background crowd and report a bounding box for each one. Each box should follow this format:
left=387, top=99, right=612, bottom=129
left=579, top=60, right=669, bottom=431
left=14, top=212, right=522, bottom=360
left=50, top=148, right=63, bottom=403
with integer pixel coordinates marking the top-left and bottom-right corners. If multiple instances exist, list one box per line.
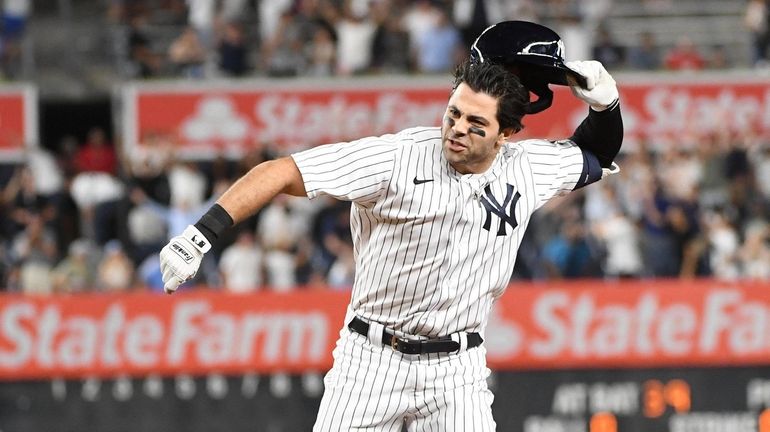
left=0, top=0, right=768, bottom=295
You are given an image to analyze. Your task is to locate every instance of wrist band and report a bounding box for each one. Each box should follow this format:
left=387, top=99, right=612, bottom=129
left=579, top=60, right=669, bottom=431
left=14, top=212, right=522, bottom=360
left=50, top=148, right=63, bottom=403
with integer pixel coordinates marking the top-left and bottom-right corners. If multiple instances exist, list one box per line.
left=194, top=203, right=234, bottom=241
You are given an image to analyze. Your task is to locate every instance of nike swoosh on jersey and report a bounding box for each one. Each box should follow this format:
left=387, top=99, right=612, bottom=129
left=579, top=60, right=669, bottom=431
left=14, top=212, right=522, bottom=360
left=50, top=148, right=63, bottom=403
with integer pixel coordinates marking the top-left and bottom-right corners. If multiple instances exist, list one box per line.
left=413, top=177, right=434, bottom=185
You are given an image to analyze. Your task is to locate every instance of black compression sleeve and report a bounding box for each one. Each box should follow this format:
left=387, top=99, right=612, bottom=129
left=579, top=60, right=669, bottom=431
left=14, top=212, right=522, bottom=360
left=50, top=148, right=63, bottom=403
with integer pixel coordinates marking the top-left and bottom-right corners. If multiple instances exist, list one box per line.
left=569, top=99, right=623, bottom=168
left=194, top=203, right=234, bottom=241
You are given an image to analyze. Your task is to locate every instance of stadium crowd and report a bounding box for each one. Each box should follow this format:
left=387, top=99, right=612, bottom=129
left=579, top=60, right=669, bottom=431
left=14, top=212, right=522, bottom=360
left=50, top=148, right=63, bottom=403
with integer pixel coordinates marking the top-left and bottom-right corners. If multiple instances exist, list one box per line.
left=0, top=0, right=768, bottom=294
left=112, top=0, right=742, bottom=82
left=0, top=121, right=768, bottom=295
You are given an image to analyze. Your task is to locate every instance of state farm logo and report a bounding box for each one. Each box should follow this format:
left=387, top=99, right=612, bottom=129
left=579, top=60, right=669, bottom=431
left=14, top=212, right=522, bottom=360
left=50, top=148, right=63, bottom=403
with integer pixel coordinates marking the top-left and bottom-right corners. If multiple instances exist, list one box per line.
left=0, top=300, right=330, bottom=373
left=254, top=93, right=445, bottom=144
left=181, top=97, right=250, bottom=142
left=523, top=288, right=770, bottom=361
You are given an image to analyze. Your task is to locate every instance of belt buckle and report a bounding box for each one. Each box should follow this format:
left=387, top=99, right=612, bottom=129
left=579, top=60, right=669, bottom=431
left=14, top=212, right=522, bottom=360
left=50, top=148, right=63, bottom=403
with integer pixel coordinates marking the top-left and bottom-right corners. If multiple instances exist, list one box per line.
left=390, top=335, right=402, bottom=352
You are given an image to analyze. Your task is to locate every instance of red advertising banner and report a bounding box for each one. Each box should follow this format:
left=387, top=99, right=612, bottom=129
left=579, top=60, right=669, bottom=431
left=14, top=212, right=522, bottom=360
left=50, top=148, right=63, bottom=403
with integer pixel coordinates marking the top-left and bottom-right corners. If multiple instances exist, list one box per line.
left=1, top=280, right=769, bottom=380
left=0, top=85, right=37, bottom=158
left=486, top=279, right=770, bottom=370
left=123, top=74, right=770, bottom=158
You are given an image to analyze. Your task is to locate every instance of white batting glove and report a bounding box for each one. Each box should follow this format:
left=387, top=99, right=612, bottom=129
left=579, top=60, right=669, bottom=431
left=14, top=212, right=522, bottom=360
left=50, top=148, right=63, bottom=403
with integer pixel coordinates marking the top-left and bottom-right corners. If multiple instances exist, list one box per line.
left=159, top=225, right=211, bottom=294
left=565, top=60, right=619, bottom=111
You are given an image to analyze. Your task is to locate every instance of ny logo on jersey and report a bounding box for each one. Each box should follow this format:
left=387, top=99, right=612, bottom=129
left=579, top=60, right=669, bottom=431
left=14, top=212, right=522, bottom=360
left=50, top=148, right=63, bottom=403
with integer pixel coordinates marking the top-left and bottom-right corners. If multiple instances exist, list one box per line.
left=479, top=183, right=520, bottom=236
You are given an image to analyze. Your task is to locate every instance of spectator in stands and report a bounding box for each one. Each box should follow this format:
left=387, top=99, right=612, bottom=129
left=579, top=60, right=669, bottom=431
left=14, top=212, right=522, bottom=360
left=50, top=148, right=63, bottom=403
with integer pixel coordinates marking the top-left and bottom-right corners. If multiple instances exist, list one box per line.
left=627, top=31, right=661, bottom=70
left=501, top=0, right=539, bottom=24
left=219, top=0, right=248, bottom=25
left=542, top=218, right=600, bottom=279
left=658, top=146, right=701, bottom=201
left=96, top=239, right=136, bottom=291
left=369, top=1, right=410, bottom=74
left=554, top=9, right=592, bottom=62
left=127, top=15, right=162, bottom=78
left=593, top=210, right=643, bottom=279
left=51, top=238, right=97, bottom=293
left=25, top=146, right=64, bottom=206
left=326, top=244, right=355, bottom=289
left=582, top=176, right=643, bottom=278
left=579, top=0, right=614, bottom=34
left=664, top=36, right=705, bottom=71
left=744, top=0, right=770, bottom=66
left=309, top=198, right=351, bottom=278
left=219, top=229, right=263, bottom=293
left=257, top=194, right=304, bottom=291
left=49, top=136, right=82, bottom=256
left=751, top=140, right=770, bottom=202
left=317, top=200, right=355, bottom=289
left=168, top=159, right=207, bottom=209
left=70, top=127, right=124, bottom=244
left=703, top=208, right=740, bottom=280
left=592, top=25, right=625, bottom=70
left=402, top=0, right=442, bottom=70
left=55, top=135, right=80, bottom=180
left=696, top=131, right=731, bottom=208
left=452, top=0, right=505, bottom=48
left=218, top=21, right=249, bottom=77
left=0, top=0, right=30, bottom=78
left=75, top=127, right=117, bottom=176
left=671, top=187, right=704, bottom=278
left=261, top=10, right=307, bottom=77
left=124, top=131, right=174, bottom=204
left=186, top=0, right=217, bottom=54
left=126, top=193, right=167, bottom=264
left=257, top=0, right=294, bottom=47
left=168, top=26, right=207, bottom=78
left=724, top=136, right=755, bottom=227
left=739, top=221, right=770, bottom=279
left=1, top=166, right=55, bottom=238
left=611, top=146, right=654, bottom=220
left=414, top=7, right=463, bottom=73
left=305, top=23, right=336, bottom=76
left=8, top=213, right=57, bottom=294
left=329, top=0, right=377, bottom=75
left=638, top=179, right=682, bottom=277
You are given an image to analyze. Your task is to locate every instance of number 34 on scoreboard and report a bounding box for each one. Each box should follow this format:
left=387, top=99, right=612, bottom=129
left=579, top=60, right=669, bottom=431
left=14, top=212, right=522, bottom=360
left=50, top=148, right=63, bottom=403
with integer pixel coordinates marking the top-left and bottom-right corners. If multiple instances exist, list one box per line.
left=585, top=379, right=691, bottom=432
left=586, top=379, right=770, bottom=432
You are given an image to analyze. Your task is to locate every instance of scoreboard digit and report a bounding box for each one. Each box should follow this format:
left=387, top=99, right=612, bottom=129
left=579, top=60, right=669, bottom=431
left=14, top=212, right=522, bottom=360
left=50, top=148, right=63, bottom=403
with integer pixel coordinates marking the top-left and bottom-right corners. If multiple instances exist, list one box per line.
left=492, top=366, right=770, bottom=432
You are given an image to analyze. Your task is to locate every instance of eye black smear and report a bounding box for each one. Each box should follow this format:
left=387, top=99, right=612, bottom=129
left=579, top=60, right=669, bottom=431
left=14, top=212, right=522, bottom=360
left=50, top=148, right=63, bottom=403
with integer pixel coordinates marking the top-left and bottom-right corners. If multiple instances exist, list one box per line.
left=469, top=127, right=486, bottom=137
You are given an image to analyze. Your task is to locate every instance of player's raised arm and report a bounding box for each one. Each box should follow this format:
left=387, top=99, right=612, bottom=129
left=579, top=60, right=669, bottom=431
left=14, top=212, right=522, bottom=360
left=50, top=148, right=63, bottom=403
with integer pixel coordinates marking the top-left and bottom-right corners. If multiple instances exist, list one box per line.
left=469, top=21, right=623, bottom=183
left=566, top=60, right=623, bottom=171
left=158, top=156, right=306, bottom=294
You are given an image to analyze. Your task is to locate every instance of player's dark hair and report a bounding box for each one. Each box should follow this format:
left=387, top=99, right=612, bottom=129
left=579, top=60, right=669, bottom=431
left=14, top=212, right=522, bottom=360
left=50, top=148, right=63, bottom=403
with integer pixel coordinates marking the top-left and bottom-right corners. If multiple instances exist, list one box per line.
left=452, top=59, right=529, bottom=133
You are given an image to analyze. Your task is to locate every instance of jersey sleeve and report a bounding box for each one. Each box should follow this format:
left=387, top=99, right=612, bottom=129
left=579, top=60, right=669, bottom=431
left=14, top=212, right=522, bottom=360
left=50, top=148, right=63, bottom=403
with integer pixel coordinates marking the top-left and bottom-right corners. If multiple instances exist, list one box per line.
left=291, top=134, right=398, bottom=204
left=518, top=139, right=584, bottom=209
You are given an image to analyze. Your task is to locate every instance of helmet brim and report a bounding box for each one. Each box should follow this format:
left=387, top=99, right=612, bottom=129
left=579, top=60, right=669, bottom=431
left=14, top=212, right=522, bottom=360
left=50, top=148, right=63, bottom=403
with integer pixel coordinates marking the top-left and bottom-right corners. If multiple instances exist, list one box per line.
left=513, top=54, right=588, bottom=89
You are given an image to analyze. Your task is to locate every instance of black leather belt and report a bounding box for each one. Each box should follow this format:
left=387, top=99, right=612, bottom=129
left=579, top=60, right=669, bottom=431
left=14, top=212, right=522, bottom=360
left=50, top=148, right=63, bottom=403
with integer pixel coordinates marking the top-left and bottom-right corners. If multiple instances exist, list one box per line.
left=348, top=317, right=483, bottom=355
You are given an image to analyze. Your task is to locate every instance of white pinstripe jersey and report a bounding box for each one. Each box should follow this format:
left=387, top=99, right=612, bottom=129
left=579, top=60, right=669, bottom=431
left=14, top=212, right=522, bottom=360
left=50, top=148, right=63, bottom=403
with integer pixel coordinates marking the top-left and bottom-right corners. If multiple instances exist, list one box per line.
left=292, top=126, right=585, bottom=338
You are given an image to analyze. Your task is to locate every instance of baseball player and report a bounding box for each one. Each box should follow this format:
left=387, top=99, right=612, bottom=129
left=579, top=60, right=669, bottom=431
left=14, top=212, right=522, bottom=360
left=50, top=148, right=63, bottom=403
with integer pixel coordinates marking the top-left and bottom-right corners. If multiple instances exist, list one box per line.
left=159, top=21, right=623, bottom=431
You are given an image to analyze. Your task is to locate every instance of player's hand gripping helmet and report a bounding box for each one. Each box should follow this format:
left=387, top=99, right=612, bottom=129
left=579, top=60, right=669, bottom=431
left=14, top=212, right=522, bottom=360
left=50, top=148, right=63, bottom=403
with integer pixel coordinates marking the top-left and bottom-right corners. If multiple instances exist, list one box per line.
left=470, top=20, right=589, bottom=114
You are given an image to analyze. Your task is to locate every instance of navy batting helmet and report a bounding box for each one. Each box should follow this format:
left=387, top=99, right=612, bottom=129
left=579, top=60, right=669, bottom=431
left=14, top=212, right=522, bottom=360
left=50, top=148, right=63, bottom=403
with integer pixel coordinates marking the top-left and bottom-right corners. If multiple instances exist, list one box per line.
left=470, top=20, right=587, bottom=114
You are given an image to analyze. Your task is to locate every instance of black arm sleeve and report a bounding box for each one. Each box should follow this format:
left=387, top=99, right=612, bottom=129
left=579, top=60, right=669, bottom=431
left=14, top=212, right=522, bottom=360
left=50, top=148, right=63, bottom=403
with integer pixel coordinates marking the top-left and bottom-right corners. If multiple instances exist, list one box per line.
left=194, top=203, right=234, bottom=242
left=569, top=99, right=623, bottom=168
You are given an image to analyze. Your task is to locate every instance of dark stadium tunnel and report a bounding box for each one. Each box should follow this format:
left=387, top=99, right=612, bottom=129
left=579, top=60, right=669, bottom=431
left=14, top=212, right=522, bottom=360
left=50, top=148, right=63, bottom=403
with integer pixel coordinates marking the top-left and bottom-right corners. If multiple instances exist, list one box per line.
left=39, top=97, right=114, bottom=153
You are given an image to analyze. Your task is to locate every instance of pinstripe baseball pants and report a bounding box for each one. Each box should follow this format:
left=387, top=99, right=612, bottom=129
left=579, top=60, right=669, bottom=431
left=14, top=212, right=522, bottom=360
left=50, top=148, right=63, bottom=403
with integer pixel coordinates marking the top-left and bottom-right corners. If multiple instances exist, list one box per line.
left=313, top=327, right=496, bottom=431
